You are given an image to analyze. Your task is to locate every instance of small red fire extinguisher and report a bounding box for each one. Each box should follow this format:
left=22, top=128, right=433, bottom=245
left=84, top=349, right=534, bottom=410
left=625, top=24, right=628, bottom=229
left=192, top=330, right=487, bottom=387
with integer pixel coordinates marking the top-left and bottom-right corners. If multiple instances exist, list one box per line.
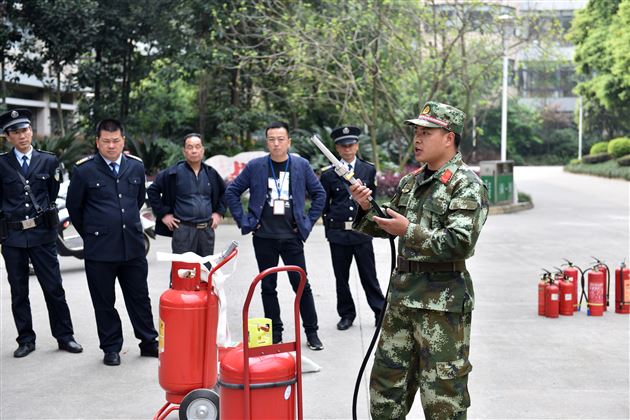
left=592, top=257, right=610, bottom=311
left=554, top=268, right=573, bottom=316
left=581, top=264, right=606, bottom=316
left=562, top=259, right=583, bottom=312
left=615, top=261, right=630, bottom=314
left=538, top=270, right=551, bottom=316
left=545, top=276, right=560, bottom=318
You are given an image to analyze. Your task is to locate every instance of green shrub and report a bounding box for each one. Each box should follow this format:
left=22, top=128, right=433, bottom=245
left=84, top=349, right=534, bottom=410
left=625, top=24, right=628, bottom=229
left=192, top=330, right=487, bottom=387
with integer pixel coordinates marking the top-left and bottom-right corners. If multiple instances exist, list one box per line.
left=608, top=137, right=630, bottom=158
left=617, top=154, right=630, bottom=167
left=582, top=152, right=612, bottom=164
left=565, top=160, right=630, bottom=181
left=590, top=141, right=609, bottom=154
left=569, top=158, right=581, bottom=165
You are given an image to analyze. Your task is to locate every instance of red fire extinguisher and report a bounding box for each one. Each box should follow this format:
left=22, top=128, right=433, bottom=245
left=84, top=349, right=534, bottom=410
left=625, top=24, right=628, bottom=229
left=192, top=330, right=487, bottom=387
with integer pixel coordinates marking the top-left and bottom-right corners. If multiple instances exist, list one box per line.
left=562, top=259, right=583, bottom=312
left=592, top=257, right=610, bottom=311
left=554, top=268, right=573, bottom=316
left=581, top=265, right=606, bottom=316
left=544, top=276, right=560, bottom=318
left=615, top=261, right=630, bottom=314
left=538, top=270, right=551, bottom=316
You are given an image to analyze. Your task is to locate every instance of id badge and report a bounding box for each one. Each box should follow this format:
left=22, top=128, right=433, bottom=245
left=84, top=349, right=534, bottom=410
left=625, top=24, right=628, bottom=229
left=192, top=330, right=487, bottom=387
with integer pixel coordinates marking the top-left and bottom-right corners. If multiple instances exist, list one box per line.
left=273, top=199, right=286, bottom=215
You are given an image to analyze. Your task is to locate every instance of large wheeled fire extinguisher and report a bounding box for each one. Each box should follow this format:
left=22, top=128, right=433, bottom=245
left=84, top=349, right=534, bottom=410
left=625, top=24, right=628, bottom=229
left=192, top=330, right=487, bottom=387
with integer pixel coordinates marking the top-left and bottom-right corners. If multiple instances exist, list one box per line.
left=553, top=267, right=573, bottom=316
left=218, top=265, right=306, bottom=420
left=580, top=263, right=606, bottom=316
left=592, top=257, right=610, bottom=311
left=562, top=259, right=583, bottom=312
left=615, top=261, right=630, bottom=314
left=153, top=242, right=238, bottom=420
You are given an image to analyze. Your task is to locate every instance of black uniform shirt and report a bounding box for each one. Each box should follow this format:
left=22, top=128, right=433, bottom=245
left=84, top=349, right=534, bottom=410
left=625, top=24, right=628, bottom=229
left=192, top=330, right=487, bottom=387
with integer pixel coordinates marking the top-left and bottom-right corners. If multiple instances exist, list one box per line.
left=174, top=163, right=213, bottom=223
left=255, top=158, right=296, bottom=239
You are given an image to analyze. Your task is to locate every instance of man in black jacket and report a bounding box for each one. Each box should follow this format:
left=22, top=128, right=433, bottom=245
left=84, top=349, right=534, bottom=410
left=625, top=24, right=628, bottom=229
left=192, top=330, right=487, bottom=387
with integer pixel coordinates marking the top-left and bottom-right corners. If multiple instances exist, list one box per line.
left=0, top=108, right=82, bottom=358
left=319, top=126, right=384, bottom=331
left=147, top=133, right=226, bottom=259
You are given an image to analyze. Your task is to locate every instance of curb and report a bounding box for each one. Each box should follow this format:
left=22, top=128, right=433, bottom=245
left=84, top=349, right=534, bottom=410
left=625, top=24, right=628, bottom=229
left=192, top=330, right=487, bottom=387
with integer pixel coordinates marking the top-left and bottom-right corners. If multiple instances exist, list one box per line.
left=488, top=201, right=533, bottom=215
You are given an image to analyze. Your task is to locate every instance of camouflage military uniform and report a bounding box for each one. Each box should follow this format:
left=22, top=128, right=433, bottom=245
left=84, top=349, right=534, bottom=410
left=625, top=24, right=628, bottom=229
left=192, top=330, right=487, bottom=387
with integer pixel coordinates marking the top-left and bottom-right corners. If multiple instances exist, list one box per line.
left=354, top=151, right=489, bottom=419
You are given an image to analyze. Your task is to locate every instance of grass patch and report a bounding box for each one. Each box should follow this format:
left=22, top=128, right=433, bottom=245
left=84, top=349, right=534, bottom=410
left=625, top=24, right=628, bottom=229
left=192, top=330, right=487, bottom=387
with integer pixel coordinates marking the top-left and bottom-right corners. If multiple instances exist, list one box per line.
left=564, top=160, right=630, bottom=181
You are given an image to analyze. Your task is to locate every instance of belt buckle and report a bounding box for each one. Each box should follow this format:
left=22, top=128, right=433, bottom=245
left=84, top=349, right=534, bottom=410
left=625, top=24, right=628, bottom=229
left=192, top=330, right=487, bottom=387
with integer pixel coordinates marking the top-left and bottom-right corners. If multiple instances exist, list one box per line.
left=344, top=221, right=353, bottom=230
left=196, top=223, right=208, bottom=229
left=21, top=218, right=37, bottom=230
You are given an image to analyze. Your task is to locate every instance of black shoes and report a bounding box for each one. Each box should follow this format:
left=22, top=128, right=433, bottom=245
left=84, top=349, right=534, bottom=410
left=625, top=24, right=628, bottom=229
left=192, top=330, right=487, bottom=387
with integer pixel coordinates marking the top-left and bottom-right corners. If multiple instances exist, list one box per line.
left=103, top=352, right=121, bottom=366
left=58, top=339, right=83, bottom=353
left=14, top=342, right=36, bottom=358
left=306, top=333, right=324, bottom=351
left=140, top=341, right=159, bottom=358
left=337, top=318, right=353, bottom=330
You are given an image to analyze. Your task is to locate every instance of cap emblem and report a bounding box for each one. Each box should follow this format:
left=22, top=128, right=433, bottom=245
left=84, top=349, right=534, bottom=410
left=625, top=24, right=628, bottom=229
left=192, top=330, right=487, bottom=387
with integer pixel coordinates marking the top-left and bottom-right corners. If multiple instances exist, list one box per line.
left=10, top=110, right=18, bottom=118
left=342, top=127, right=349, bottom=134
left=421, top=105, right=430, bottom=115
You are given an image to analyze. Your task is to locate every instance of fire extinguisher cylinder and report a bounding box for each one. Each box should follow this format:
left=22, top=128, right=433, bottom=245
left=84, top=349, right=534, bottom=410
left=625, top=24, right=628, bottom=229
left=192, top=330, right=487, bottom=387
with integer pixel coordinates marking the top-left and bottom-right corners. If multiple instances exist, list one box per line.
left=615, top=262, right=630, bottom=314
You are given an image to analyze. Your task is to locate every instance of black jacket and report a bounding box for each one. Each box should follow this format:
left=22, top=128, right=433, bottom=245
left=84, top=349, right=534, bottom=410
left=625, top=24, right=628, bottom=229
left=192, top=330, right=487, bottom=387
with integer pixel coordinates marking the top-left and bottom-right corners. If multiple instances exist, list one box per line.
left=320, top=158, right=376, bottom=245
left=66, top=154, right=147, bottom=262
left=147, top=161, right=226, bottom=237
left=0, top=148, right=61, bottom=247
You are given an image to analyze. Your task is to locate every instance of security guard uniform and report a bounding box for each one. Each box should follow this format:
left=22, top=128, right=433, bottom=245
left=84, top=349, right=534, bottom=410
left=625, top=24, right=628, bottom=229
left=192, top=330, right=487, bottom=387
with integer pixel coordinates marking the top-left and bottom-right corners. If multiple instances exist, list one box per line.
left=0, top=109, right=77, bottom=354
left=320, top=127, right=384, bottom=327
left=66, top=153, right=158, bottom=354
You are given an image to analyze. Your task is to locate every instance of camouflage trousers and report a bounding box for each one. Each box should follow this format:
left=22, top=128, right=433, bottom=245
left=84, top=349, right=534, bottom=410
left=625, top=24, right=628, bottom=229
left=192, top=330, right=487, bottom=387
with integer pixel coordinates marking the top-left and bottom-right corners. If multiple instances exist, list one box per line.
left=369, top=304, right=472, bottom=419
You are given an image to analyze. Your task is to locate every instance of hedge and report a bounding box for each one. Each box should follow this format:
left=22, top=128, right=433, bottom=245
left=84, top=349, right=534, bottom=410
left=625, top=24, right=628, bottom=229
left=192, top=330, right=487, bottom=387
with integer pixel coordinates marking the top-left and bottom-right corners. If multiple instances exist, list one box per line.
left=608, top=137, right=630, bottom=158
left=565, top=160, right=630, bottom=181
left=617, top=154, right=630, bottom=167
left=590, top=141, right=609, bottom=155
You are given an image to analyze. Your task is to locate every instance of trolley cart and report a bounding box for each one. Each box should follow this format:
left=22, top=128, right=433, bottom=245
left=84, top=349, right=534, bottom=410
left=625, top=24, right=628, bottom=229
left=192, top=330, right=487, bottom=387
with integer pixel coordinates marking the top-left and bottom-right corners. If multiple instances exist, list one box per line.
left=218, top=265, right=306, bottom=420
left=153, top=242, right=238, bottom=420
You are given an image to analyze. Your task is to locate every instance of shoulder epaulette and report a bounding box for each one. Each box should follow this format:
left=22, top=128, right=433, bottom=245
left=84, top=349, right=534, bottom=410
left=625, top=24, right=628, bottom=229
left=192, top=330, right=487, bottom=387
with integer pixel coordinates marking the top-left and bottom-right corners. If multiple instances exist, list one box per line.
left=0, top=151, right=7, bottom=156
left=75, top=155, right=94, bottom=166
left=125, top=154, right=143, bottom=162
left=36, top=149, right=55, bottom=155
left=359, top=158, right=374, bottom=166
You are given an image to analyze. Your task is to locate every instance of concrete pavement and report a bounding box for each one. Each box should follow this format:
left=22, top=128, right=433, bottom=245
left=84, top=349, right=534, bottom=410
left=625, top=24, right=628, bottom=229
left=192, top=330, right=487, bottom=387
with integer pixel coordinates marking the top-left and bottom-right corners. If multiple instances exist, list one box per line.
left=1, top=166, right=628, bottom=419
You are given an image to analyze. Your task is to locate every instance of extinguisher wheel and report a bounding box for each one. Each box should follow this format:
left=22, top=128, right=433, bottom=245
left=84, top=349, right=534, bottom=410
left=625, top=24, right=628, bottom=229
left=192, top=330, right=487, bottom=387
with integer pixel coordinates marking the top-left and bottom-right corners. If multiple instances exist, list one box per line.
left=179, top=388, right=219, bottom=420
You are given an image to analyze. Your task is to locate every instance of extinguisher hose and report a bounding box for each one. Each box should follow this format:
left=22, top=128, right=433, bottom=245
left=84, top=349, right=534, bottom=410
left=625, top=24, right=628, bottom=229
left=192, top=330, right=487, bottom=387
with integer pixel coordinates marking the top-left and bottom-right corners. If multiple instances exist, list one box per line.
left=579, top=267, right=590, bottom=310
left=351, top=235, right=395, bottom=420
left=603, top=264, right=611, bottom=309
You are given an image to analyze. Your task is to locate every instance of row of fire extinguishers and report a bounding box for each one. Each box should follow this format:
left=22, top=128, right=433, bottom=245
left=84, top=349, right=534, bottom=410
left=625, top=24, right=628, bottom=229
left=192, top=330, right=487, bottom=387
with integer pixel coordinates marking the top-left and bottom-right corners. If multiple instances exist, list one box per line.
left=538, top=257, right=630, bottom=318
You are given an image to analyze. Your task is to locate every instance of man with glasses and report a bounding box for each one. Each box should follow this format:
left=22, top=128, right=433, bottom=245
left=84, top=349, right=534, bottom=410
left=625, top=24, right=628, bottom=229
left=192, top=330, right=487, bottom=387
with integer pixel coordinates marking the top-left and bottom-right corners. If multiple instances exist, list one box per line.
left=225, top=121, right=326, bottom=350
left=0, top=108, right=82, bottom=358
left=147, top=133, right=226, bottom=261
left=66, top=119, right=158, bottom=366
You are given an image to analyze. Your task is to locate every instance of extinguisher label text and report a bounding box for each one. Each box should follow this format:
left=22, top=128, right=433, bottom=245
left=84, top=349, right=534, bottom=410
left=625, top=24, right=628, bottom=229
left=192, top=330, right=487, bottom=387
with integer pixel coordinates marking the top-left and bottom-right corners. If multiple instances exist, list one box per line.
left=551, top=294, right=558, bottom=301
left=564, top=294, right=572, bottom=300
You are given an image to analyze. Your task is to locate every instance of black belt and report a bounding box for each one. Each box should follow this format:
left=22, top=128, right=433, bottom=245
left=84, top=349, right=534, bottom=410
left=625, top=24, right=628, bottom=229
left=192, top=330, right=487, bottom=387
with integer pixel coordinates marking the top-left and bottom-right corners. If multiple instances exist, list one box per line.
left=7, top=213, right=45, bottom=231
left=328, top=221, right=354, bottom=230
left=396, top=256, right=466, bottom=273
left=179, top=220, right=210, bottom=229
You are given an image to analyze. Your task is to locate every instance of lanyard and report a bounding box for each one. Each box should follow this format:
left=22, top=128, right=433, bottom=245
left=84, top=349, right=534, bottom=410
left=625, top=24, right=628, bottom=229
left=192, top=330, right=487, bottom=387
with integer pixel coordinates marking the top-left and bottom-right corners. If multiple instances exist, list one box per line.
left=268, top=155, right=290, bottom=199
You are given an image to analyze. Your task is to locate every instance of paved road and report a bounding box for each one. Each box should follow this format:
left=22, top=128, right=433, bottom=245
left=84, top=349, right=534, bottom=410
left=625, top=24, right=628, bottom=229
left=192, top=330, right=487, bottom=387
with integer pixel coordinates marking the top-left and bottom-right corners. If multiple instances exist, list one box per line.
left=1, top=166, right=628, bottom=419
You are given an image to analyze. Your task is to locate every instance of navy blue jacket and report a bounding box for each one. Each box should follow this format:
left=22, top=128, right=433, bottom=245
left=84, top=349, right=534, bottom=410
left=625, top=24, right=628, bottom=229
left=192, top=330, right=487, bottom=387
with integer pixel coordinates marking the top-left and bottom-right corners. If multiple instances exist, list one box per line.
left=320, top=158, right=376, bottom=245
left=66, top=154, right=146, bottom=262
left=225, top=154, right=325, bottom=242
left=147, top=161, right=226, bottom=237
left=0, top=148, right=60, bottom=247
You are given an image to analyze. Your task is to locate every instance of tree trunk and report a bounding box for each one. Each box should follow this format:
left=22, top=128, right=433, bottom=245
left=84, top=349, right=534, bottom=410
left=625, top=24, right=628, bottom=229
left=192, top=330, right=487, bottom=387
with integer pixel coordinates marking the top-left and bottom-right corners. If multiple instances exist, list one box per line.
left=93, top=46, right=101, bottom=123
left=197, top=69, right=209, bottom=136
left=56, top=69, right=65, bottom=136
left=1, top=56, right=6, bottom=112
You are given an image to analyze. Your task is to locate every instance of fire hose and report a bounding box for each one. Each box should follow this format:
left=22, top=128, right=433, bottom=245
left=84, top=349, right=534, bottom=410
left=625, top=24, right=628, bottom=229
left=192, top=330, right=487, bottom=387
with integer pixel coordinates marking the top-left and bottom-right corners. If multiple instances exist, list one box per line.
left=310, top=135, right=397, bottom=420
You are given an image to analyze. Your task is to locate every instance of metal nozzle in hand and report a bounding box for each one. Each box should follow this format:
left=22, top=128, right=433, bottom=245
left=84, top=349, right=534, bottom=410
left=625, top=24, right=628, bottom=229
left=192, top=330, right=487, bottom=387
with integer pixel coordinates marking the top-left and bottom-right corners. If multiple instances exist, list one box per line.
left=309, top=134, right=387, bottom=218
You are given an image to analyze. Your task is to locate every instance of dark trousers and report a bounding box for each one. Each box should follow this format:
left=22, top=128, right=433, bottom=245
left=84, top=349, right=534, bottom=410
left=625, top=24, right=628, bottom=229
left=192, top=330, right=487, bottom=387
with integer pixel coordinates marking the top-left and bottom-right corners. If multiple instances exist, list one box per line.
left=171, top=223, right=216, bottom=256
left=84, top=257, right=157, bottom=353
left=2, top=242, right=74, bottom=344
left=329, top=241, right=385, bottom=321
left=252, top=236, right=318, bottom=338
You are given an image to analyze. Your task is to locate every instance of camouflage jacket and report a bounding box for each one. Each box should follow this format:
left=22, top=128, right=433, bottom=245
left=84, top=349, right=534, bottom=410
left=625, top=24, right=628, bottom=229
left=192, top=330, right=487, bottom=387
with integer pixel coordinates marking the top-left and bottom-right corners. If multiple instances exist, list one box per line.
left=354, top=152, right=489, bottom=313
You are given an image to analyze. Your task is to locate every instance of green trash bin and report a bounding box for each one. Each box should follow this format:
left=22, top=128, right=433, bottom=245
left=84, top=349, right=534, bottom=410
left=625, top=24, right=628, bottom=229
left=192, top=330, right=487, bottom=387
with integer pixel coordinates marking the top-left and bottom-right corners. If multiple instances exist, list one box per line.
left=480, top=160, right=514, bottom=205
